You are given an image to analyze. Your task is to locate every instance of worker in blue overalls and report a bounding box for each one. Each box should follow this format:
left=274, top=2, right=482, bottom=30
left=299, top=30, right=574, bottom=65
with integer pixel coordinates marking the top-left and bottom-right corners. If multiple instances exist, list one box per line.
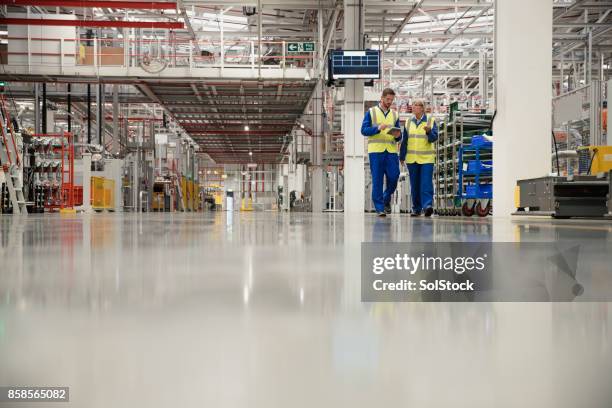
left=400, top=99, right=438, bottom=217
left=361, top=88, right=402, bottom=217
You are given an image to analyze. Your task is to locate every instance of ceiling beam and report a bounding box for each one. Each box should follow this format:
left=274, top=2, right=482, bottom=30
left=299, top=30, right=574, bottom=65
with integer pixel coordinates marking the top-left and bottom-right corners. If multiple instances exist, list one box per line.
left=418, top=5, right=491, bottom=73
left=0, top=17, right=184, bottom=29
left=0, top=0, right=178, bottom=8
left=176, top=0, right=201, bottom=54
left=384, top=0, right=424, bottom=52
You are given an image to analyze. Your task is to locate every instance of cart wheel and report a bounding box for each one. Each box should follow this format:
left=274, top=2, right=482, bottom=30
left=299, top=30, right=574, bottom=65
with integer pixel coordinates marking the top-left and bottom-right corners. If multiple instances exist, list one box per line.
left=476, top=200, right=490, bottom=217
left=462, top=201, right=475, bottom=217
left=455, top=208, right=461, bottom=216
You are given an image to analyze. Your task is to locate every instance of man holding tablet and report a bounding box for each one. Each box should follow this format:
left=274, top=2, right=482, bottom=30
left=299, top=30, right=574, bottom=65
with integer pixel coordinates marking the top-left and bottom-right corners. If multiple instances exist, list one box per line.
left=361, top=88, right=402, bottom=217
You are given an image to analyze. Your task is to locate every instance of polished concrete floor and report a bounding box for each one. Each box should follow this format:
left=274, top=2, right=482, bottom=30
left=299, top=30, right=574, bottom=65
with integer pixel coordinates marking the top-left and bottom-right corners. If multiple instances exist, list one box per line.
left=0, top=212, right=611, bottom=407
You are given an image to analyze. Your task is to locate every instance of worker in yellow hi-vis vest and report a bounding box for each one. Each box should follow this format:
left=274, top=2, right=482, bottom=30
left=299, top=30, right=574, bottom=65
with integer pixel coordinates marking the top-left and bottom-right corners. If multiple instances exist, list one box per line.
left=399, top=99, right=438, bottom=217
left=360, top=88, right=402, bottom=217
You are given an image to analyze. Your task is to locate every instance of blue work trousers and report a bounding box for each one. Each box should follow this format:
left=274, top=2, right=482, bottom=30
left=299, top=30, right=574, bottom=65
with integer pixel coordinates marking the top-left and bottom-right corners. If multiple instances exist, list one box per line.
left=406, top=162, right=434, bottom=213
left=369, top=151, right=400, bottom=213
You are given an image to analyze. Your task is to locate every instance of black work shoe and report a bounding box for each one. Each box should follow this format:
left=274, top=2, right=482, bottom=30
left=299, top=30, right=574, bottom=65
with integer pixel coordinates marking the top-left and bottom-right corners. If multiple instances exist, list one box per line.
left=384, top=204, right=392, bottom=214
left=424, top=207, right=434, bottom=217
left=410, top=211, right=421, bottom=217
left=377, top=211, right=387, bottom=217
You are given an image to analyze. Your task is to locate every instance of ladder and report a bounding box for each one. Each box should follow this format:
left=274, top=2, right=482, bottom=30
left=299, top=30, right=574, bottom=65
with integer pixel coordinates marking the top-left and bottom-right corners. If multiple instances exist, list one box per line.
left=0, top=94, right=27, bottom=214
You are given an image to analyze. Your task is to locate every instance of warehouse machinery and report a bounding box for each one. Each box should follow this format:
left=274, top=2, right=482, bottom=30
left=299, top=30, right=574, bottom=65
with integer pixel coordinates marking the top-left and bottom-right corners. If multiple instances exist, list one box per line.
left=516, top=75, right=611, bottom=221
left=515, top=140, right=612, bottom=219
left=514, top=173, right=610, bottom=218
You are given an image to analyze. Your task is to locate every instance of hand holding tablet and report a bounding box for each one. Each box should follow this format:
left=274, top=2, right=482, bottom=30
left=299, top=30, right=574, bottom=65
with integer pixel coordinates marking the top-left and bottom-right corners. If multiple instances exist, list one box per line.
left=388, top=127, right=402, bottom=137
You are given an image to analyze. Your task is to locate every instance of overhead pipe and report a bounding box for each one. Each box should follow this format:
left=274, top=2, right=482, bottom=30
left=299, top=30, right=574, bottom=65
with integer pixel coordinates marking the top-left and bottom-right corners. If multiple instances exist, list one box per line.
left=201, top=150, right=282, bottom=153
left=0, top=0, right=177, bottom=9
left=189, top=130, right=287, bottom=135
left=0, top=18, right=184, bottom=29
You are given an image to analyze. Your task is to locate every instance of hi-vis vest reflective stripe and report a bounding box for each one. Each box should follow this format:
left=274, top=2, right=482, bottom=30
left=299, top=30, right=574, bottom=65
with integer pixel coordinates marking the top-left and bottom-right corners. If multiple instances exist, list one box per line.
left=405, top=115, right=435, bottom=164
left=367, top=106, right=399, bottom=153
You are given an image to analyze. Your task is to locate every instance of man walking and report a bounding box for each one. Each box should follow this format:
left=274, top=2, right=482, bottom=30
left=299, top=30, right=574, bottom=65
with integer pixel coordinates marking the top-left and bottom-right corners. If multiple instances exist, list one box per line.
left=361, top=88, right=402, bottom=217
left=400, top=99, right=438, bottom=217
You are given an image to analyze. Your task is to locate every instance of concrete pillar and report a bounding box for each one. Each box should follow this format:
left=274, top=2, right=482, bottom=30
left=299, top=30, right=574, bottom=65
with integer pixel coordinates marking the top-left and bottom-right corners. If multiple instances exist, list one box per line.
left=493, top=0, right=552, bottom=217
left=112, top=84, right=119, bottom=154
left=81, top=153, right=92, bottom=213
left=604, top=79, right=612, bottom=146
left=311, top=81, right=325, bottom=212
left=34, top=83, right=40, bottom=134
left=96, top=83, right=102, bottom=146
left=343, top=0, right=365, bottom=214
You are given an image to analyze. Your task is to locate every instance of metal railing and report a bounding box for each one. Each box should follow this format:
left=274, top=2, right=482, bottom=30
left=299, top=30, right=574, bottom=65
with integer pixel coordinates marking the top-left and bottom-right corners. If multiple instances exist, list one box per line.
left=1, top=35, right=317, bottom=74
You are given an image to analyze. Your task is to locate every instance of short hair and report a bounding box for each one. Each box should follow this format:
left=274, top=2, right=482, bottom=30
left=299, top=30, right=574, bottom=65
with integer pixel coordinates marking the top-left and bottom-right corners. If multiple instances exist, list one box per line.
left=412, top=99, right=425, bottom=107
left=381, top=88, right=396, bottom=97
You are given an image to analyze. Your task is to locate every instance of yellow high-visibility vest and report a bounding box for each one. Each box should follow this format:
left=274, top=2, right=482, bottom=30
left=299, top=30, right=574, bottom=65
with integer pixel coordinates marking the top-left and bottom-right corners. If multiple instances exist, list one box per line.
left=404, top=115, right=435, bottom=164
left=367, top=106, right=399, bottom=154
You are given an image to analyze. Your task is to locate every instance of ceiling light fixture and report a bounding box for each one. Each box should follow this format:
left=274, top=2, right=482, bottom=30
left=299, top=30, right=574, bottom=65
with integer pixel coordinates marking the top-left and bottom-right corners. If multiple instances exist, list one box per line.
left=244, top=125, right=250, bottom=131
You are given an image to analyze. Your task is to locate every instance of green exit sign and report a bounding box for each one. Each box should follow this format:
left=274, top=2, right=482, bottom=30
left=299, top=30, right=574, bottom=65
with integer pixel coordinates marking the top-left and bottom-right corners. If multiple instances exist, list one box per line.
left=287, top=42, right=315, bottom=53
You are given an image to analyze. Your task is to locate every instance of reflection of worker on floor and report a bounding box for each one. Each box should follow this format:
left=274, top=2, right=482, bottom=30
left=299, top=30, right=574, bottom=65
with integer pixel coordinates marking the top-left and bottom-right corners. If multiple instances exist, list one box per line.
left=361, top=88, right=402, bottom=217
left=400, top=99, right=438, bottom=217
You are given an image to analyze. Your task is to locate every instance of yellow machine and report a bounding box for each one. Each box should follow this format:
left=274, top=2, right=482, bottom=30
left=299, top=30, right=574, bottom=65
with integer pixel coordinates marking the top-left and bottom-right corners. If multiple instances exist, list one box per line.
left=240, top=196, right=253, bottom=211
left=179, top=176, right=201, bottom=211
left=152, top=192, right=165, bottom=211
left=91, top=176, right=115, bottom=211
left=201, top=184, right=223, bottom=210
left=587, top=146, right=612, bottom=174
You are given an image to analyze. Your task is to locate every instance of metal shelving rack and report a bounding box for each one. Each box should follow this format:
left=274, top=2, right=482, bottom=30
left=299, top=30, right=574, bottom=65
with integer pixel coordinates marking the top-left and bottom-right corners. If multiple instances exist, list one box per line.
left=434, top=115, right=456, bottom=211
left=434, top=112, right=494, bottom=214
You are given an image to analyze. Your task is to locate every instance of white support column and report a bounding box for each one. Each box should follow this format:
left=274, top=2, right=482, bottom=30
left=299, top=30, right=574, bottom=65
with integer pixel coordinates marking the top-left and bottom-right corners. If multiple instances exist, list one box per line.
left=605, top=79, right=612, bottom=146
left=478, top=50, right=487, bottom=108
left=26, top=6, right=31, bottom=74
left=189, top=40, right=193, bottom=72
left=59, top=39, right=64, bottom=73
left=81, top=153, right=92, bottom=213
left=112, top=84, right=119, bottom=154
left=124, top=27, right=129, bottom=68
left=311, top=80, right=325, bottom=213
left=250, top=41, right=255, bottom=72
left=257, top=0, right=262, bottom=79
left=220, top=8, right=225, bottom=74
left=493, top=0, right=552, bottom=217
left=343, top=0, right=365, bottom=214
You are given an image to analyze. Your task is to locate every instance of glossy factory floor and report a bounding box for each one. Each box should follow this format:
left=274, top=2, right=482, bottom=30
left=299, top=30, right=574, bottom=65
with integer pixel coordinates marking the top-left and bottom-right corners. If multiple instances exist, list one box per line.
left=1, top=212, right=611, bottom=407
